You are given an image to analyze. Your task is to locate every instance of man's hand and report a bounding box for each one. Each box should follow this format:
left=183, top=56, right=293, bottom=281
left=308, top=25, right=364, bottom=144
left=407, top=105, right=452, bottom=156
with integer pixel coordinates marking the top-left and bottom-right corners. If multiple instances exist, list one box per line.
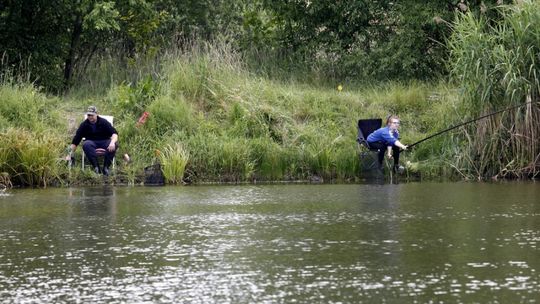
left=107, top=142, right=116, bottom=152
left=386, top=151, right=393, bottom=159
left=108, top=134, right=119, bottom=152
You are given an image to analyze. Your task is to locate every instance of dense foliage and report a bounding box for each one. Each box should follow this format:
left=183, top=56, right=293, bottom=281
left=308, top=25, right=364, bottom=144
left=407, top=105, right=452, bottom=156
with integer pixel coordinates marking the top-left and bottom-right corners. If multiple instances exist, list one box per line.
left=448, top=0, right=540, bottom=179
left=1, top=0, right=498, bottom=91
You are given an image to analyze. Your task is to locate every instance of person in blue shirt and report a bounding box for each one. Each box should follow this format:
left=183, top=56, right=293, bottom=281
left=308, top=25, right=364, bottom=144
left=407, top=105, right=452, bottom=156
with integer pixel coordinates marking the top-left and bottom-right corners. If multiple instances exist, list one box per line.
left=367, top=115, right=407, bottom=172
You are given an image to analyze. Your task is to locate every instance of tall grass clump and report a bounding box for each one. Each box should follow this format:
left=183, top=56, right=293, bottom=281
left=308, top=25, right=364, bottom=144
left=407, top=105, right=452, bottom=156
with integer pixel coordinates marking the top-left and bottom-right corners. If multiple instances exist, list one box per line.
left=0, top=83, right=67, bottom=187
left=448, top=1, right=540, bottom=179
left=0, top=128, right=64, bottom=187
left=145, top=95, right=195, bottom=136
left=249, top=138, right=287, bottom=180
left=69, top=51, right=165, bottom=99
left=158, top=143, right=190, bottom=184
left=165, top=42, right=246, bottom=112
left=184, top=133, right=255, bottom=182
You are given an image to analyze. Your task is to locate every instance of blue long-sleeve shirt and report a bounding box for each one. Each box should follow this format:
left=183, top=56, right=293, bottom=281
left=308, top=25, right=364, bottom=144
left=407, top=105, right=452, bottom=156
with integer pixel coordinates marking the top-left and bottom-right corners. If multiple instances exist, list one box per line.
left=367, top=126, right=399, bottom=146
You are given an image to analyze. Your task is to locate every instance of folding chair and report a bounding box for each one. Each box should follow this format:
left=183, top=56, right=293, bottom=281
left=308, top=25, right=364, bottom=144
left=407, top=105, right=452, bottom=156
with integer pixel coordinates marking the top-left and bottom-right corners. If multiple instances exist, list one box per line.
left=356, top=118, right=383, bottom=174
left=356, top=118, right=382, bottom=150
left=81, top=115, right=115, bottom=170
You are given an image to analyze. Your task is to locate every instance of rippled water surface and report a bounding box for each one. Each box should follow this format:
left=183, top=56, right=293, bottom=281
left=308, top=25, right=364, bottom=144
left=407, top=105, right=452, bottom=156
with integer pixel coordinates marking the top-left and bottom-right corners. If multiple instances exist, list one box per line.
left=1, top=183, right=539, bottom=303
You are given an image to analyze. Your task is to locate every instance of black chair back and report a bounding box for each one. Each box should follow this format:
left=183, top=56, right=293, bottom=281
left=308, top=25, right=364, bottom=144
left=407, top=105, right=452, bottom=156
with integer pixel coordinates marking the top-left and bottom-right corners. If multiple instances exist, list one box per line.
left=357, top=119, right=382, bottom=150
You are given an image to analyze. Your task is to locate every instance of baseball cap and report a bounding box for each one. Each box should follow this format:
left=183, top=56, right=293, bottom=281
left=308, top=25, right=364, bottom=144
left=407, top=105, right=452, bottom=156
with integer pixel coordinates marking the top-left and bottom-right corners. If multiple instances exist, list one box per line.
left=86, top=105, right=98, bottom=116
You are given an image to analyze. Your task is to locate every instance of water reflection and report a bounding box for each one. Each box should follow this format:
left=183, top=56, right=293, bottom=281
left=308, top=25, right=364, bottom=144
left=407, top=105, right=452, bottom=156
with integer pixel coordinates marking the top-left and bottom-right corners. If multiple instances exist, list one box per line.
left=0, top=183, right=539, bottom=303
left=72, top=186, right=118, bottom=218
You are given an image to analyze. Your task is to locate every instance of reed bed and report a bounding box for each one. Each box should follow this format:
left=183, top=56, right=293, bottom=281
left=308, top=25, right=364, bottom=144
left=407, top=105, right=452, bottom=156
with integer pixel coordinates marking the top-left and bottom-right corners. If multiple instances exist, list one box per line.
left=448, top=1, right=540, bottom=179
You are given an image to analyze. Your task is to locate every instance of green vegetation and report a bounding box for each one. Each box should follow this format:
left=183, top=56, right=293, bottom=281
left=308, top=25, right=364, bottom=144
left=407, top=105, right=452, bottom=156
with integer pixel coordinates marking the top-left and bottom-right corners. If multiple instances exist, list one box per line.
left=1, top=1, right=498, bottom=92
left=158, top=143, right=190, bottom=184
left=0, top=1, right=538, bottom=187
left=447, top=0, right=540, bottom=179
left=0, top=47, right=455, bottom=186
left=0, top=128, right=65, bottom=188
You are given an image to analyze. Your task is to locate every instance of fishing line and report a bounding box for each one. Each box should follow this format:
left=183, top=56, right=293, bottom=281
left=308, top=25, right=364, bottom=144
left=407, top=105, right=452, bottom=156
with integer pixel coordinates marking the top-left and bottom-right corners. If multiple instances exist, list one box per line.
left=406, top=100, right=539, bottom=150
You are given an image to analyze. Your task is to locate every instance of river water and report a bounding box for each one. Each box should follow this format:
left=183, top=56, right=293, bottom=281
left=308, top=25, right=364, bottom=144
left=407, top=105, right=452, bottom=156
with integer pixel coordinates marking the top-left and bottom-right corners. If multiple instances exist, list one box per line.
left=0, top=182, right=539, bottom=303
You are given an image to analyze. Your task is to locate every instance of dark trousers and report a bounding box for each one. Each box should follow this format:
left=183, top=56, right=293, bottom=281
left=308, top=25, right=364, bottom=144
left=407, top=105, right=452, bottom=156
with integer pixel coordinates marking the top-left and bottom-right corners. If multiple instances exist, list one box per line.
left=82, top=139, right=117, bottom=169
left=367, top=141, right=401, bottom=167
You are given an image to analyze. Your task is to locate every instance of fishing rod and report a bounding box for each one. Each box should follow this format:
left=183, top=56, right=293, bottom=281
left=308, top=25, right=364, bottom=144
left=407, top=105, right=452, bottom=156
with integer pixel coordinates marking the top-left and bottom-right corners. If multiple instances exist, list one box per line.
left=406, top=100, right=539, bottom=149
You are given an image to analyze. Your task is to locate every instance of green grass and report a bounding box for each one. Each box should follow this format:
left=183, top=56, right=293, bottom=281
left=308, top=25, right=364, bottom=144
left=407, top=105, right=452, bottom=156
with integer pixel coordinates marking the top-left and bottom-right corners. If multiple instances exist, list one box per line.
left=0, top=42, right=480, bottom=186
left=0, top=128, right=65, bottom=187
left=158, top=143, right=190, bottom=184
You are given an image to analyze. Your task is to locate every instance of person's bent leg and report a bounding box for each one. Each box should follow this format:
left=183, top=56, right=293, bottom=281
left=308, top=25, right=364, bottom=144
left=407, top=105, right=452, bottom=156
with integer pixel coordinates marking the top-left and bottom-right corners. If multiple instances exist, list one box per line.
left=378, top=150, right=386, bottom=169
left=392, top=145, right=402, bottom=173
left=368, top=141, right=386, bottom=168
left=82, top=140, right=100, bottom=171
left=89, top=139, right=116, bottom=175
left=392, top=146, right=401, bottom=167
left=103, top=142, right=118, bottom=170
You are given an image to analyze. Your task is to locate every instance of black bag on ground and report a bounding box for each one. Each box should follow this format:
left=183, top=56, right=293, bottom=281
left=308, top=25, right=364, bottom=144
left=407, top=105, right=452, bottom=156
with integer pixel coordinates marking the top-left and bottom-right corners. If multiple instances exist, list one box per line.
left=144, top=164, right=165, bottom=186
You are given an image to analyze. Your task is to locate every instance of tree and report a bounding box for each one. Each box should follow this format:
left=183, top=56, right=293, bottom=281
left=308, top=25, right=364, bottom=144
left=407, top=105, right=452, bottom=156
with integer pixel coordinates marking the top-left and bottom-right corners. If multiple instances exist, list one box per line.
left=0, top=0, right=506, bottom=91
left=64, top=1, right=121, bottom=89
left=243, top=0, right=501, bottom=81
left=0, top=0, right=72, bottom=90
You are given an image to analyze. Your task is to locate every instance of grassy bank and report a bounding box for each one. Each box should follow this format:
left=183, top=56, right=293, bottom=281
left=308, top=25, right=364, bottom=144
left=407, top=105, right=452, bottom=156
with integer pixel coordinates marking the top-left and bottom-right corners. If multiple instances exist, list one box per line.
left=2, top=3, right=539, bottom=187
left=0, top=43, right=461, bottom=187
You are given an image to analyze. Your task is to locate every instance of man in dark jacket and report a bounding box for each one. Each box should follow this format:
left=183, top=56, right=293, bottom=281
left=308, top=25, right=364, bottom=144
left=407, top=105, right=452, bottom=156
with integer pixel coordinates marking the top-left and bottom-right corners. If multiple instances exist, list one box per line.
left=70, top=106, right=118, bottom=175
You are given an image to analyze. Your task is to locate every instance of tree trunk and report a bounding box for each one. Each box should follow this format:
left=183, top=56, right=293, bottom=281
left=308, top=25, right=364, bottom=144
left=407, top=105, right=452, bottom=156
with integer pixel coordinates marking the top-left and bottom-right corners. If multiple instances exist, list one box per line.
left=63, top=13, right=83, bottom=91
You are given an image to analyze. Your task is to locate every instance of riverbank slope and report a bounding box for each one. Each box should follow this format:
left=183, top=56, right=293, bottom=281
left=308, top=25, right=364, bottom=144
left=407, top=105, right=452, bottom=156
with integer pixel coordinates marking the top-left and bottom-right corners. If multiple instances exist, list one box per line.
left=0, top=47, right=458, bottom=186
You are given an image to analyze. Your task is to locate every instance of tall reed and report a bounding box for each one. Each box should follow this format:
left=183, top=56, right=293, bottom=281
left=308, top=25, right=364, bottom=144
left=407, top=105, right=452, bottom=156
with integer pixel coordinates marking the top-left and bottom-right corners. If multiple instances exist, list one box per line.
left=0, top=83, right=64, bottom=132
left=448, top=1, right=540, bottom=178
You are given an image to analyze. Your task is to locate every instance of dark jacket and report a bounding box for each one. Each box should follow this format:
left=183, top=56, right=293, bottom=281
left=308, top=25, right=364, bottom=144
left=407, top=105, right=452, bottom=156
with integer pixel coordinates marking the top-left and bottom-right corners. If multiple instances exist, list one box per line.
left=71, top=116, right=118, bottom=146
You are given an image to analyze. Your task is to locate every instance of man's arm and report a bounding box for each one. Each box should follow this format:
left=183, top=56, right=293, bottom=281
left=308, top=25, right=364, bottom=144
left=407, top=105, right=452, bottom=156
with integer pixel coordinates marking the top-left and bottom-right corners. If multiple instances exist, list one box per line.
left=107, top=133, right=118, bottom=152
left=70, top=122, right=86, bottom=152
